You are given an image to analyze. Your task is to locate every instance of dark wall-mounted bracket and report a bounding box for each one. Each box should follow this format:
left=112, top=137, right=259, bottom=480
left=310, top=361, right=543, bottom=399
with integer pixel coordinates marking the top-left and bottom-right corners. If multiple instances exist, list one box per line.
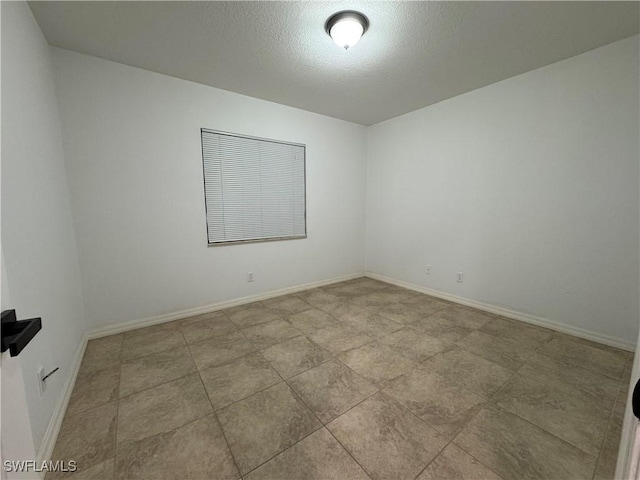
left=1, top=310, right=42, bottom=357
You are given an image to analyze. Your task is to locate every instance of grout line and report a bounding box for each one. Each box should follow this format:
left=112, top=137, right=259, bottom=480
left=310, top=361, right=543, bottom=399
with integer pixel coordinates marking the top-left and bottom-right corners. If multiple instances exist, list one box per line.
left=183, top=327, right=244, bottom=479
left=491, top=401, right=604, bottom=460
left=591, top=369, right=627, bottom=480
left=254, top=341, right=377, bottom=479
left=238, top=424, right=325, bottom=477
left=116, top=356, right=201, bottom=402
left=323, top=421, right=376, bottom=479
left=438, top=440, right=508, bottom=480
left=411, top=437, right=453, bottom=480
left=231, top=356, right=326, bottom=477
left=487, top=358, right=527, bottom=403
left=111, top=343, right=123, bottom=480
left=372, top=390, right=453, bottom=480
left=71, top=279, right=621, bottom=479
left=299, top=384, right=380, bottom=479
left=480, top=336, right=617, bottom=463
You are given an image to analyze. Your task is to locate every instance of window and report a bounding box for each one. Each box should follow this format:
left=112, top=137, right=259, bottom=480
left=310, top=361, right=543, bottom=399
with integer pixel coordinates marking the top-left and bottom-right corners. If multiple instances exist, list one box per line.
left=201, top=129, right=307, bottom=245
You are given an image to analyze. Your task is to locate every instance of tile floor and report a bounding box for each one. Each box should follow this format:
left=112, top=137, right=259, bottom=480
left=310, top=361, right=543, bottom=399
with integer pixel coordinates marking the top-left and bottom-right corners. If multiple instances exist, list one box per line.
left=48, top=277, right=632, bottom=480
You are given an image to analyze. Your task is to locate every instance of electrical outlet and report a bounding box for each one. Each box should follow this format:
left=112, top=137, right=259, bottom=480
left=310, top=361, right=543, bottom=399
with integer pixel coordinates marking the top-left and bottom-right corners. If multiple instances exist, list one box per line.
left=456, top=272, right=464, bottom=283
left=247, top=272, right=254, bottom=282
left=426, top=265, right=432, bottom=275
left=37, top=367, right=46, bottom=396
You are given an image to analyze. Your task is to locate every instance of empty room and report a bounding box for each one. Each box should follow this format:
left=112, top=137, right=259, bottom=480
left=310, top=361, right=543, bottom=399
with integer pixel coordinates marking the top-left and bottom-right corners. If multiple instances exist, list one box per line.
left=2, top=1, right=639, bottom=479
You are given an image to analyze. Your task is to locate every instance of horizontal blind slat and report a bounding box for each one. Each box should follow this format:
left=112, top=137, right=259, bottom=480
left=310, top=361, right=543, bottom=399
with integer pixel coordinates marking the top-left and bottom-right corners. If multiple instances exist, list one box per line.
left=202, top=130, right=305, bottom=244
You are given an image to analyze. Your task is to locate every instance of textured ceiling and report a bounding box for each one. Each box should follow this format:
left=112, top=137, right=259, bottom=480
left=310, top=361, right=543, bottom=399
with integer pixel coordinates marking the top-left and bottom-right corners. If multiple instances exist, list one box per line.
left=29, top=1, right=639, bottom=126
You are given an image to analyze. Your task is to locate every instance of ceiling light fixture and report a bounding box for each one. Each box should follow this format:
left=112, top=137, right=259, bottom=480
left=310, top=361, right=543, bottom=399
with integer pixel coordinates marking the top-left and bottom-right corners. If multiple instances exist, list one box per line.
left=325, top=11, right=369, bottom=50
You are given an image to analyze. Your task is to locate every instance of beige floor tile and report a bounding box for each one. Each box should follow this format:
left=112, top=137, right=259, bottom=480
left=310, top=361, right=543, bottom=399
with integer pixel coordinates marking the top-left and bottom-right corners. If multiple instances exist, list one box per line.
left=174, top=310, right=229, bottom=328
left=179, top=312, right=237, bottom=344
left=454, top=406, right=595, bottom=480
left=345, top=278, right=390, bottom=292
left=49, top=283, right=627, bottom=480
left=376, top=303, right=427, bottom=324
left=554, top=332, right=631, bottom=357
left=223, top=300, right=263, bottom=316
left=241, top=319, right=303, bottom=349
left=379, top=328, right=450, bottom=363
left=455, top=330, right=536, bottom=370
left=50, top=402, right=117, bottom=478
left=288, top=359, right=378, bottom=423
left=538, top=335, right=628, bottom=379
left=245, top=427, right=370, bottom=480
left=66, top=365, right=119, bottom=416
left=341, top=312, right=404, bottom=339
left=226, top=304, right=282, bottom=328
left=295, top=288, right=345, bottom=307
left=493, top=372, right=609, bottom=455
left=217, top=382, right=321, bottom=474
left=308, top=323, right=374, bottom=354
left=122, top=321, right=181, bottom=338
left=593, top=453, right=617, bottom=480
left=423, top=347, right=512, bottom=398
left=262, top=295, right=313, bottom=316
left=384, top=285, right=423, bottom=297
left=520, top=352, right=620, bottom=410
left=593, top=413, right=624, bottom=480
left=614, top=389, right=628, bottom=421
left=199, top=352, right=282, bottom=409
left=287, top=308, right=341, bottom=334
left=349, top=290, right=416, bottom=308
left=621, top=357, right=633, bottom=394
left=321, top=282, right=370, bottom=298
left=400, top=295, right=451, bottom=317
left=115, top=415, right=238, bottom=480
left=119, top=345, right=196, bottom=397
left=327, top=392, right=447, bottom=480
left=188, top=330, right=255, bottom=370
left=261, top=335, right=333, bottom=379
left=339, top=342, right=417, bottom=385
left=383, top=367, right=485, bottom=439
left=178, top=309, right=227, bottom=325
left=59, top=459, right=114, bottom=480
left=479, top=316, right=552, bottom=347
left=410, top=315, right=473, bottom=344
left=321, top=302, right=380, bottom=322
left=121, top=328, right=186, bottom=361
left=78, top=335, right=123, bottom=376
left=433, top=305, right=494, bottom=330
left=417, top=444, right=502, bottom=480
left=117, top=373, right=212, bottom=447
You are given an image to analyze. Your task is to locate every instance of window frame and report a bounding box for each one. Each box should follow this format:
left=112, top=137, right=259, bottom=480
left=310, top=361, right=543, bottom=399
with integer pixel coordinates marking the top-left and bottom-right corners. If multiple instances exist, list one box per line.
left=200, top=128, right=307, bottom=247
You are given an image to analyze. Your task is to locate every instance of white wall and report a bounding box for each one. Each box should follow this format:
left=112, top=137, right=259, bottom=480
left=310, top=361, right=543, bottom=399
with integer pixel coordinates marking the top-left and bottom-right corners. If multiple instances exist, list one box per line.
left=1, top=1, right=86, bottom=458
left=366, top=35, right=640, bottom=346
left=50, top=48, right=367, bottom=330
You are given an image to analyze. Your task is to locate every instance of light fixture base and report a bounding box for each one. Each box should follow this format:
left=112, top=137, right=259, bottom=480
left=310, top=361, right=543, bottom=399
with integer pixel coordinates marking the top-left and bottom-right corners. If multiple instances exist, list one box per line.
left=324, top=10, right=370, bottom=36
left=325, top=10, right=369, bottom=49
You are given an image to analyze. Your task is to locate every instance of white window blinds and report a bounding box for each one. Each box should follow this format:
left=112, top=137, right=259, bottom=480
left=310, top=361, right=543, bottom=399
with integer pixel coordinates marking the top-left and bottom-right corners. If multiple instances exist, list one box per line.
left=201, top=129, right=306, bottom=245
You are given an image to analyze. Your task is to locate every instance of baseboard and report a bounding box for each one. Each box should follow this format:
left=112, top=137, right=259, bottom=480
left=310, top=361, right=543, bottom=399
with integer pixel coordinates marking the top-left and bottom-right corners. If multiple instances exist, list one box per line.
left=36, top=333, right=88, bottom=473
left=34, top=269, right=632, bottom=470
left=365, top=272, right=635, bottom=352
left=88, top=272, right=365, bottom=339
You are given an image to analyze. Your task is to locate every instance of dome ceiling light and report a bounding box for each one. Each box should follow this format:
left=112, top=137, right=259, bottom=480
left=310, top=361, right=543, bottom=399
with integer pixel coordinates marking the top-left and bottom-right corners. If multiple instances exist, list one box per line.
left=325, top=11, right=369, bottom=50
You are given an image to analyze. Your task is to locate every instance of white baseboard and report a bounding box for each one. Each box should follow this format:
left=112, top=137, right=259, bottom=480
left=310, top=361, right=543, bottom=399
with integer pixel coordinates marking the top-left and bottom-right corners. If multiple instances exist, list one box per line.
left=35, top=269, right=633, bottom=469
left=365, top=272, right=635, bottom=352
left=88, top=272, right=365, bottom=339
left=36, top=333, right=88, bottom=473
left=37, top=272, right=364, bottom=466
